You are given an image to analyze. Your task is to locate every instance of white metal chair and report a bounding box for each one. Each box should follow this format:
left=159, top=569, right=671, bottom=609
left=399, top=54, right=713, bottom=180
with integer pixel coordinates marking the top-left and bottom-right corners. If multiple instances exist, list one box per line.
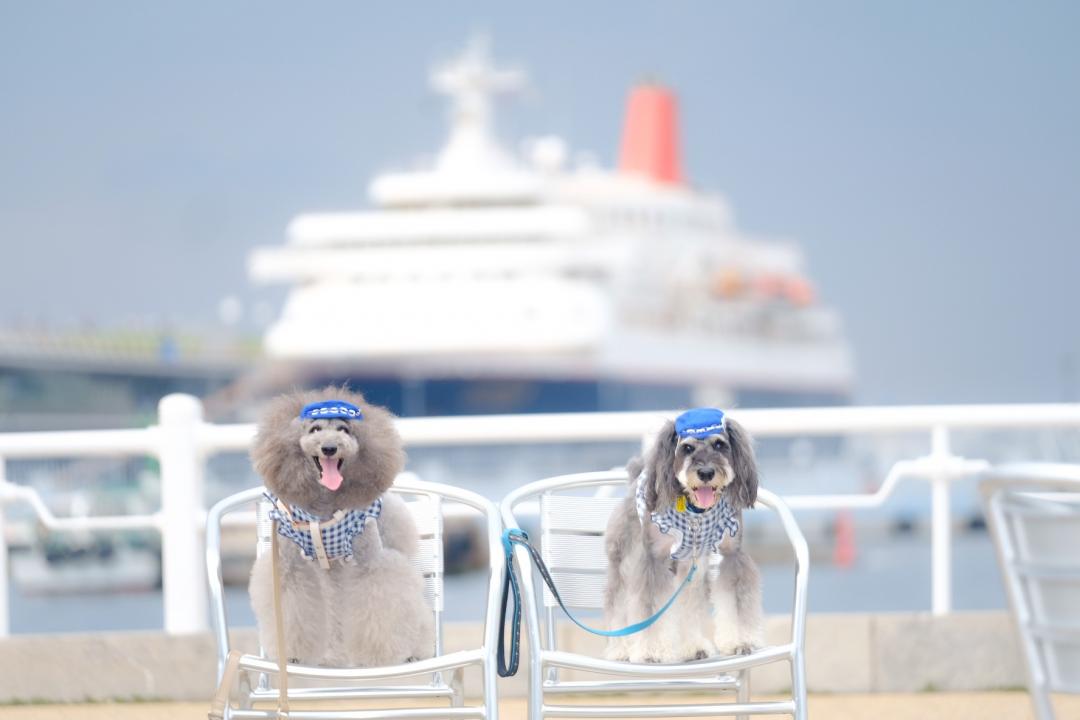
left=980, top=463, right=1080, bottom=720
left=206, top=474, right=503, bottom=720
left=500, top=470, right=809, bottom=720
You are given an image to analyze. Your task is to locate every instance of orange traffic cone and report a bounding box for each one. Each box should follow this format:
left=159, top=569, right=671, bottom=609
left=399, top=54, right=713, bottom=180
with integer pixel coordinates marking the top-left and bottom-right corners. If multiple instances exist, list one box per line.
left=833, top=510, right=856, bottom=569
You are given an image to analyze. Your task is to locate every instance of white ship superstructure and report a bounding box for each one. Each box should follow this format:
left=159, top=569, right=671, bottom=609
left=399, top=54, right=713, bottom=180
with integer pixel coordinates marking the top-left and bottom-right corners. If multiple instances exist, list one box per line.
left=250, top=39, right=853, bottom=412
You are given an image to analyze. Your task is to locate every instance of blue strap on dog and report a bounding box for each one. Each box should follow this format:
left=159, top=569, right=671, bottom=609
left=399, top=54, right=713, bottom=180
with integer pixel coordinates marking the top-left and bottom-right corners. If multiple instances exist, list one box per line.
left=299, top=400, right=363, bottom=420
left=497, top=528, right=698, bottom=677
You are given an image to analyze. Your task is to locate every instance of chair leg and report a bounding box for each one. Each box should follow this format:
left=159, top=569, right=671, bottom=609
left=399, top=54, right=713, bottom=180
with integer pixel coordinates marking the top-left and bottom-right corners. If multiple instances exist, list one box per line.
left=1030, top=682, right=1054, bottom=720
left=237, top=669, right=254, bottom=710
left=449, top=667, right=465, bottom=708
left=791, top=654, right=808, bottom=720
left=528, top=654, right=543, bottom=720
left=735, top=669, right=751, bottom=720
left=483, top=658, right=501, bottom=720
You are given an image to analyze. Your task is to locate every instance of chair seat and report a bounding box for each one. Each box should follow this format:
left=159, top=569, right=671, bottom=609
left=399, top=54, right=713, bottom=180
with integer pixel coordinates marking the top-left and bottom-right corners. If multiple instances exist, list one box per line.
left=539, top=700, right=797, bottom=718
left=235, top=648, right=487, bottom=681
left=226, top=708, right=484, bottom=720
left=542, top=643, right=796, bottom=677
left=543, top=677, right=740, bottom=696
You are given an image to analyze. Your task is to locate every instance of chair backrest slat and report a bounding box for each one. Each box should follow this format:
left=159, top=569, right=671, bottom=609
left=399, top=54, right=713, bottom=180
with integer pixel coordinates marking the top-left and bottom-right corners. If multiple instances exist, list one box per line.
left=543, top=534, right=608, bottom=571
left=256, top=498, right=273, bottom=558
left=405, top=496, right=444, bottom=613
left=543, top=571, right=608, bottom=608
left=540, top=492, right=624, bottom=611
left=542, top=495, right=624, bottom=534
left=409, top=497, right=441, bottom=536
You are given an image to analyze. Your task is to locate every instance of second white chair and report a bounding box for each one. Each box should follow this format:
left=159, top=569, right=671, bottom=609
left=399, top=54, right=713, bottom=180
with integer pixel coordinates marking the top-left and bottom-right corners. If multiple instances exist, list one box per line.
left=500, top=469, right=809, bottom=720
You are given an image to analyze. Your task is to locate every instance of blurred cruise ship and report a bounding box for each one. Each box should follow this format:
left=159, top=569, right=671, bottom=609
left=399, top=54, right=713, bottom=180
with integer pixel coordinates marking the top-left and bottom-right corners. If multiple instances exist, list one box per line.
left=246, top=38, right=853, bottom=417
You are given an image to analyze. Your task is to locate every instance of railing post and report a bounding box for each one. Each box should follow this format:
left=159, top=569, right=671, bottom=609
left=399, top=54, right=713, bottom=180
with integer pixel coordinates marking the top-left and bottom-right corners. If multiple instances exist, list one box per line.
left=0, top=456, right=9, bottom=637
left=158, top=394, right=209, bottom=634
left=930, top=424, right=952, bottom=616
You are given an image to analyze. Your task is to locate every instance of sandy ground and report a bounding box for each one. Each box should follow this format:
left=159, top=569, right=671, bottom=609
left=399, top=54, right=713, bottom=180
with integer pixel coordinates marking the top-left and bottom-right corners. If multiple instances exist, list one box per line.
left=0, top=692, right=1077, bottom=719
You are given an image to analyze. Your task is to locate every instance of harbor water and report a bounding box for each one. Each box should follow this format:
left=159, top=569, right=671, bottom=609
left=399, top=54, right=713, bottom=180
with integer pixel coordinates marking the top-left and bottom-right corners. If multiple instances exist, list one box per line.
left=8, top=531, right=1005, bottom=634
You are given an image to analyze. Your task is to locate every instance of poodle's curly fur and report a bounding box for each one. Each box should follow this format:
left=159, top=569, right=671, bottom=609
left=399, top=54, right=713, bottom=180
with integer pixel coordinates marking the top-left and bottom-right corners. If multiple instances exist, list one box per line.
left=248, top=386, right=434, bottom=667
left=603, top=416, right=764, bottom=663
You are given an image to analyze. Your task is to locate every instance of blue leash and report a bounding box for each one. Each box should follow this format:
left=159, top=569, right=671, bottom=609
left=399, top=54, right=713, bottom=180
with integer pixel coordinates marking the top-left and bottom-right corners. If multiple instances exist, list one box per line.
left=497, top=528, right=698, bottom=677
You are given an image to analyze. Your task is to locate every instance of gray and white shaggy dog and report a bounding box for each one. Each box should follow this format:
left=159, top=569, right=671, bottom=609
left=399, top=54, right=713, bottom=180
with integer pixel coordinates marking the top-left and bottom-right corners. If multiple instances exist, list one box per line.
left=248, top=387, right=434, bottom=667
left=603, top=411, right=764, bottom=663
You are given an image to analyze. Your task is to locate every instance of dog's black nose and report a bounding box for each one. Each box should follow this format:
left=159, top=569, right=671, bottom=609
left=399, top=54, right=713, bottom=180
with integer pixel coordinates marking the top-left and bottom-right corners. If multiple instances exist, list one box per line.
left=321, top=446, right=337, bottom=457
left=697, top=467, right=715, bottom=482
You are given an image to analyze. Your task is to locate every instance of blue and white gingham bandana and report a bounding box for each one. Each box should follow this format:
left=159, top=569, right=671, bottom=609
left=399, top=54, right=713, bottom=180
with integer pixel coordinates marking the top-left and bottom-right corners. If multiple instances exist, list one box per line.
left=634, top=472, right=740, bottom=560
left=265, top=492, right=381, bottom=568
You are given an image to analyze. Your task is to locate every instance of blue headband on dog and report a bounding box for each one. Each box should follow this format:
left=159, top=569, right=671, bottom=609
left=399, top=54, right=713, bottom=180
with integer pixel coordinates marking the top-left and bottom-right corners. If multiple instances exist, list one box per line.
left=675, top=408, right=726, bottom=438
left=299, top=400, right=363, bottom=421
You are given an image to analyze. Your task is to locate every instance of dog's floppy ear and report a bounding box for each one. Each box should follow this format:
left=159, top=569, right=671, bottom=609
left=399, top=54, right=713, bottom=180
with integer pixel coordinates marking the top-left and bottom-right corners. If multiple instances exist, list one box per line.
left=251, top=394, right=310, bottom=497
left=724, top=417, right=758, bottom=510
left=643, top=420, right=680, bottom=512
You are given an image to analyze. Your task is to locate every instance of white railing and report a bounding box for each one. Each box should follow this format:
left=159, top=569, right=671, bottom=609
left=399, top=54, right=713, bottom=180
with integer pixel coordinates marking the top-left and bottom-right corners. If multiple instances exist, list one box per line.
left=0, top=394, right=1078, bottom=635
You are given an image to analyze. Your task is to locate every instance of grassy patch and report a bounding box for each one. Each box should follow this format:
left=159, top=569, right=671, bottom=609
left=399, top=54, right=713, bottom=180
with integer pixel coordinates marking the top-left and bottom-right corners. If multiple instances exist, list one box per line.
left=2, top=698, right=52, bottom=706
left=2, top=695, right=169, bottom=706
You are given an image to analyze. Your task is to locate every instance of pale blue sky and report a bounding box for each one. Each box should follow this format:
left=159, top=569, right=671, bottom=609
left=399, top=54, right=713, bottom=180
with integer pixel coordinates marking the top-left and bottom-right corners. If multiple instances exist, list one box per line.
left=1, top=1, right=1078, bottom=404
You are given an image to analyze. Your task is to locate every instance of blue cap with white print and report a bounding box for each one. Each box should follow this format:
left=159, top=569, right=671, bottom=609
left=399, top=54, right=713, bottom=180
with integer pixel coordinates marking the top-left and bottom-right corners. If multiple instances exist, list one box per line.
left=674, top=408, right=726, bottom=439
left=299, top=400, right=363, bottom=421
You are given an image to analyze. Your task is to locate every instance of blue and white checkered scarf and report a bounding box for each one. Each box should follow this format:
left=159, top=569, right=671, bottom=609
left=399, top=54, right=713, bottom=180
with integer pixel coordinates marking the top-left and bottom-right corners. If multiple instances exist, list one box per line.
left=634, top=472, right=740, bottom=560
left=265, top=492, right=381, bottom=567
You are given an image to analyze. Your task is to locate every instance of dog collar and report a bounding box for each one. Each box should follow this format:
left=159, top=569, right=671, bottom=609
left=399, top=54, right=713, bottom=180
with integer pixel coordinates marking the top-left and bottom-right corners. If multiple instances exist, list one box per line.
left=265, top=492, right=381, bottom=569
left=679, top=496, right=707, bottom=514
left=634, top=472, right=739, bottom=560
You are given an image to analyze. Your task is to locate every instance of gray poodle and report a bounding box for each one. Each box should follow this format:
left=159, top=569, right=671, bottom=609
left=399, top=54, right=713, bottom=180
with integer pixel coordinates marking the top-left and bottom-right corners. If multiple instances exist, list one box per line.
left=248, top=387, right=434, bottom=667
left=603, top=408, right=764, bottom=663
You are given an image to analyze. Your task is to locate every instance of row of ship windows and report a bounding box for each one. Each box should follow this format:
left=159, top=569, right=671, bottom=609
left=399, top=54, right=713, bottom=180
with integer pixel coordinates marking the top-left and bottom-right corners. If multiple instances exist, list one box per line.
left=317, top=268, right=609, bottom=283
left=595, top=208, right=724, bottom=232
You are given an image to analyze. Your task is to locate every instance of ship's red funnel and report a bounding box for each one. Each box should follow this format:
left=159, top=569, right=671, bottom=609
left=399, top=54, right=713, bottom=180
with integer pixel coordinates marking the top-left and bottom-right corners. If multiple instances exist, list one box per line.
left=618, top=84, right=683, bottom=184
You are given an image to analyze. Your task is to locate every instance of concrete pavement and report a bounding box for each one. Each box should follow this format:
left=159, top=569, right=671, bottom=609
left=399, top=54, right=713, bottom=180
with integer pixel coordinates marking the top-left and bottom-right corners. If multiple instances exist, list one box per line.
left=0, top=693, right=1078, bottom=719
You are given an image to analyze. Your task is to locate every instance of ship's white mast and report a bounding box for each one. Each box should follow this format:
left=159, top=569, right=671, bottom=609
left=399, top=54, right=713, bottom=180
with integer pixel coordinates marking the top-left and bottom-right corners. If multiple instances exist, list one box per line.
left=431, top=36, right=523, bottom=174
left=369, top=37, right=539, bottom=206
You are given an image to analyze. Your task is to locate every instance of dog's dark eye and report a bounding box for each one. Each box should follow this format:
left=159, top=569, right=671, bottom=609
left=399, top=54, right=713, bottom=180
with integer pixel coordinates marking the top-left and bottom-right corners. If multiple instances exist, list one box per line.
left=713, top=440, right=726, bottom=451
left=337, top=426, right=349, bottom=433
left=308, top=425, right=320, bottom=434
left=680, top=444, right=694, bottom=455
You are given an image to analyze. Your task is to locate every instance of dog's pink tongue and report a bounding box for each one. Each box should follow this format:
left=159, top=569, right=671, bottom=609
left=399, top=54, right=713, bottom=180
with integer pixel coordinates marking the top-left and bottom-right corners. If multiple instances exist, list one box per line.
left=693, top=486, right=716, bottom=509
left=319, top=457, right=343, bottom=491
